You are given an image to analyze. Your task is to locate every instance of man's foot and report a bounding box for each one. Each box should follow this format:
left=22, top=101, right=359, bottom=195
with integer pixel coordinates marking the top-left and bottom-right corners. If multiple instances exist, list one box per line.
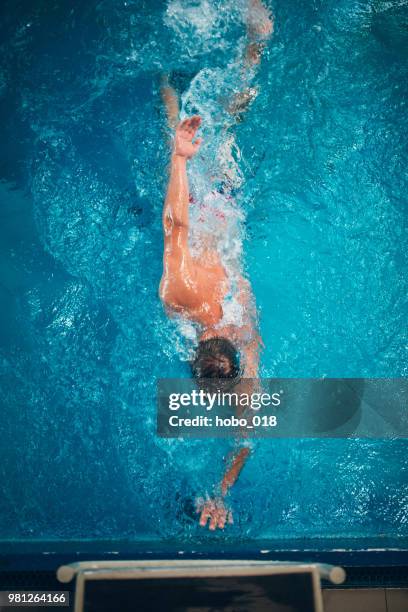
left=228, top=87, right=258, bottom=117
left=247, top=0, right=274, bottom=41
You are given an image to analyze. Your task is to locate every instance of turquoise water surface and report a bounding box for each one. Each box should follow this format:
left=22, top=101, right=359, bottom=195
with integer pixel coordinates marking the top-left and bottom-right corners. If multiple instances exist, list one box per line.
left=0, top=0, right=407, bottom=544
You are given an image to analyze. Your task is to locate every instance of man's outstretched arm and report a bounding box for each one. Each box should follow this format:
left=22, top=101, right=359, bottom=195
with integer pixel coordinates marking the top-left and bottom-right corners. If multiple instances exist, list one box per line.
left=196, top=446, right=251, bottom=530
left=220, top=446, right=251, bottom=496
left=162, top=117, right=202, bottom=242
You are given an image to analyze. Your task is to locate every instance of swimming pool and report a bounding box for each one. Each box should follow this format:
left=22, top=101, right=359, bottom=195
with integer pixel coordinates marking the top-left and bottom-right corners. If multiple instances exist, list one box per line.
left=0, top=0, right=407, bottom=552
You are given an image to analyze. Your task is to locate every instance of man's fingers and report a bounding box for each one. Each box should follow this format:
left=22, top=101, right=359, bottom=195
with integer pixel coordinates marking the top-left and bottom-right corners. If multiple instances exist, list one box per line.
left=199, top=500, right=215, bottom=527
left=199, top=508, right=210, bottom=527
left=218, top=512, right=227, bottom=529
left=209, top=514, right=218, bottom=531
left=227, top=511, right=234, bottom=524
left=178, top=116, right=201, bottom=135
left=186, top=118, right=200, bottom=138
left=193, top=137, right=203, bottom=150
left=190, top=115, right=201, bottom=129
left=178, top=118, right=190, bottom=130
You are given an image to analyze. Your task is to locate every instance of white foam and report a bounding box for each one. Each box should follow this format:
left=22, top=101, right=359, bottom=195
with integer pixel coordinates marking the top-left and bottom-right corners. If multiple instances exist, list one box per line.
left=164, top=0, right=246, bottom=57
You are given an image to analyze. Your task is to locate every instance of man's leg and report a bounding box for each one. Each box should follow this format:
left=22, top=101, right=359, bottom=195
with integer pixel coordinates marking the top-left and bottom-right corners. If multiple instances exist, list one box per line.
left=227, top=0, right=274, bottom=118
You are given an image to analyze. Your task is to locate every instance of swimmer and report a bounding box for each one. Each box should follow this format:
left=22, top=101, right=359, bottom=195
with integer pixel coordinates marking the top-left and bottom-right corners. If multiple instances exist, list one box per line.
left=159, top=0, right=273, bottom=531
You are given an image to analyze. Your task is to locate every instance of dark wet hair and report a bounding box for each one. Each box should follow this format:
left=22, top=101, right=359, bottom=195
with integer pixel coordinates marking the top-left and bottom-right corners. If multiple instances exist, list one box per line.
left=191, top=337, right=240, bottom=382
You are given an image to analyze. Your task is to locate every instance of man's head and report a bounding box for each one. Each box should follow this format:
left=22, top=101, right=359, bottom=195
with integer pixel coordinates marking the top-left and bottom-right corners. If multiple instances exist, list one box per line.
left=191, top=337, right=241, bottom=383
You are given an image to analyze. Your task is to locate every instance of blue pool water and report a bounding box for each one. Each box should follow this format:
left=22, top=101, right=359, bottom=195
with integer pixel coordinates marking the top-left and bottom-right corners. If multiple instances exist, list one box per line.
left=0, top=0, right=407, bottom=545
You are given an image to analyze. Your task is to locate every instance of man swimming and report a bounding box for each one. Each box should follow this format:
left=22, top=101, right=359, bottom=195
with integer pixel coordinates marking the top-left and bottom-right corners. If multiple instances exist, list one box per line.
left=160, top=0, right=273, bottom=531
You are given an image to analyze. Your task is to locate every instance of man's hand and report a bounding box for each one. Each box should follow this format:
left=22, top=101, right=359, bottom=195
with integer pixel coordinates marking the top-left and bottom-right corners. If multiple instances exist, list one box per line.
left=196, top=496, right=233, bottom=531
left=173, top=116, right=203, bottom=160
